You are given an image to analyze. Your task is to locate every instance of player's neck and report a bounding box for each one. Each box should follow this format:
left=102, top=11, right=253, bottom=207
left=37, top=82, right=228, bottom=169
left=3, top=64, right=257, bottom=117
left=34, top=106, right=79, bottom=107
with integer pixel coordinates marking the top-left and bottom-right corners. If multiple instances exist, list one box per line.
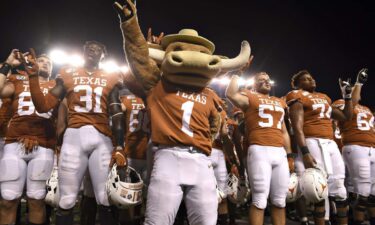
left=84, top=62, right=99, bottom=72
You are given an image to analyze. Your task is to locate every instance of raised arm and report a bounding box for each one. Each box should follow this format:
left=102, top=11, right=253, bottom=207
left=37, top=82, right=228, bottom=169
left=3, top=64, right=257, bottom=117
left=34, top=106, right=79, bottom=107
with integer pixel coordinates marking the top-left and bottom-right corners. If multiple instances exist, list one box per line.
left=19, top=49, right=64, bottom=112
left=0, top=49, right=24, bottom=92
left=109, top=85, right=127, bottom=168
left=226, top=75, right=249, bottom=111
left=352, top=68, right=368, bottom=105
left=56, top=99, right=68, bottom=147
left=332, top=78, right=353, bottom=122
left=114, top=0, right=161, bottom=92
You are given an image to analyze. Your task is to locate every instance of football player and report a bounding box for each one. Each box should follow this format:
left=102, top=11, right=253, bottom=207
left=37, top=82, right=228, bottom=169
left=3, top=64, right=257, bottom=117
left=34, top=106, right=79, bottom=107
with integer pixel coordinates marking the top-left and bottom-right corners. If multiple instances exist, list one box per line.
left=286, top=70, right=353, bottom=225
left=226, top=71, right=293, bottom=225
left=210, top=97, right=232, bottom=225
left=333, top=69, right=374, bottom=225
left=23, top=42, right=125, bottom=225
left=118, top=88, right=150, bottom=225
left=0, top=50, right=57, bottom=225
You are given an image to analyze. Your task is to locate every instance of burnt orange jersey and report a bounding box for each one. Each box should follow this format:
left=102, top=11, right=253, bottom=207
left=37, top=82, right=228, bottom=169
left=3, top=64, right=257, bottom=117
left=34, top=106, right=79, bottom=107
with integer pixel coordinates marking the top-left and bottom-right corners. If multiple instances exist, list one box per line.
left=333, top=123, right=343, bottom=151
left=332, top=99, right=375, bottom=147
left=286, top=90, right=333, bottom=139
left=147, top=80, right=220, bottom=155
left=0, top=98, right=12, bottom=138
left=57, top=67, right=122, bottom=138
left=5, top=74, right=57, bottom=148
left=121, top=95, right=150, bottom=160
left=245, top=92, right=287, bottom=147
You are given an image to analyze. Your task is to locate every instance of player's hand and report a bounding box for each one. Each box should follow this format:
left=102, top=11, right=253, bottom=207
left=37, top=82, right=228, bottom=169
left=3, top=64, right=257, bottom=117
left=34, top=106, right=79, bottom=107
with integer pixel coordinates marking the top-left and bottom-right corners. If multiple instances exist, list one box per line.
left=302, top=153, right=316, bottom=169
left=230, top=164, right=240, bottom=178
left=18, top=137, right=39, bottom=154
left=339, top=78, right=353, bottom=100
left=113, top=0, right=136, bottom=22
left=147, top=28, right=164, bottom=45
left=287, top=155, right=295, bottom=173
left=110, top=146, right=128, bottom=168
left=356, top=68, right=368, bottom=84
left=5, top=49, right=26, bottom=68
left=18, top=48, right=39, bottom=77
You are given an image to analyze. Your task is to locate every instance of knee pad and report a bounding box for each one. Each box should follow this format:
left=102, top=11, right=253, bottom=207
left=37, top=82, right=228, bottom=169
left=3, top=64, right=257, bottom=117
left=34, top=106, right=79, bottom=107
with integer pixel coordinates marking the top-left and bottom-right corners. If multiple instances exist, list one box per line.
left=95, top=191, right=109, bottom=207
left=331, top=179, right=347, bottom=200
left=270, top=198, right=286, bottom=208
left=368, top=195, right=375, bottom=208
left=59, top=195, right=77, bottom=210
left=355, top=195, right=368, bottom=212
left=1, top=190, right=22, bottom=201
left=0, top=158, right=20, bottom=182
left=27, top=189, right=46, bottom=200
left=252, top=197, right=267, bottom=210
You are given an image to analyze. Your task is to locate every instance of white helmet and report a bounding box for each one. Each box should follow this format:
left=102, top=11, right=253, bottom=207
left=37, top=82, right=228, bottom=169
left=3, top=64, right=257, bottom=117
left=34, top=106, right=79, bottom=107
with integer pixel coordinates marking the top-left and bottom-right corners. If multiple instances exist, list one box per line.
left=216, top=186, right=226, bottom=204
left=286, top=173, right=299, bottom=203
left=299, top=167, right=328, bottom=203
left=45, top=167, right=59, bottom=208
left=106, top=164, right=144, bottom=209
left=226, top=173, right=250, bottom=204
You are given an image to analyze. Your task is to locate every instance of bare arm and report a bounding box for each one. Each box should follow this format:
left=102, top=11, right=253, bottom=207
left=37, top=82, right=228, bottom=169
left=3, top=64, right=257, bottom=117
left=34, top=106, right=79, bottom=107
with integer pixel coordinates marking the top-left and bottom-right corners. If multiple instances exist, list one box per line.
left=352, top=83, right=362, bottom=106
left=281, top=122, right=292, bottom=154
left=331, top=99, right=353, bottom=122
left=289, top=102, right=307, bottom=148
left=28, top=76, right=65, bottom=113
left=56, top=99, right=68, bottom=147
left=109, top=85, right=125, bottom=149
left=225, top=75, right=249, bottom=111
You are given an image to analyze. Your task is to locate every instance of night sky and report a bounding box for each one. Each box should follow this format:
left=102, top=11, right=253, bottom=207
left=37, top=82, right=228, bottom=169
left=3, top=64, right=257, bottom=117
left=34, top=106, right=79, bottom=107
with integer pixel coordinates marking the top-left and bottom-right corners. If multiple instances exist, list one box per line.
left=1, top=0, right=374, bottom=108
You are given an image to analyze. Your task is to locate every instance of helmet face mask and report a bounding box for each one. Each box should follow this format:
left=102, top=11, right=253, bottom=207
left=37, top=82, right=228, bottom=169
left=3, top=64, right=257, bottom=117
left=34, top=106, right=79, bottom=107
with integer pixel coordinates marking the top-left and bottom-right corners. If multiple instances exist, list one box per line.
left=226, top=172, right=250, bottom=205
left=45, top=167, right=59, bottom=208
left=286, top=172, right=300, bottom=203
left=299, top=167, right=328, bottom=203
left=106, top=164, right=144, bottom=209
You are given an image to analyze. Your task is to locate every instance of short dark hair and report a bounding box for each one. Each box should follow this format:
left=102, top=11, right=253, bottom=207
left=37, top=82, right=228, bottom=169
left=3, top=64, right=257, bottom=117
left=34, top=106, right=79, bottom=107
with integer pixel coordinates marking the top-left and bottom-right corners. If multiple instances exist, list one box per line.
left=291, top=70, right=310, bottom=89
left=84, top=40, right=107, bottom=57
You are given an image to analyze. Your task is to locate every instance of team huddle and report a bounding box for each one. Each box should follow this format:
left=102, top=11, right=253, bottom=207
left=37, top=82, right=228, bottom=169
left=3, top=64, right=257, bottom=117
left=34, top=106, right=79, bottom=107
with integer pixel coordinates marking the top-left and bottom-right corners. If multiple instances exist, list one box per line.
left=0, top=1, right=373, bottom=225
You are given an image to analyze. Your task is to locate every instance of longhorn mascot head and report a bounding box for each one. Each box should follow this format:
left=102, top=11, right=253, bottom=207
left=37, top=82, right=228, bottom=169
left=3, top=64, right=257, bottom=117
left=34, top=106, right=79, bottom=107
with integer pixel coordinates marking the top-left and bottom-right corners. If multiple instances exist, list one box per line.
left=114, top=0, right=251, bottom=89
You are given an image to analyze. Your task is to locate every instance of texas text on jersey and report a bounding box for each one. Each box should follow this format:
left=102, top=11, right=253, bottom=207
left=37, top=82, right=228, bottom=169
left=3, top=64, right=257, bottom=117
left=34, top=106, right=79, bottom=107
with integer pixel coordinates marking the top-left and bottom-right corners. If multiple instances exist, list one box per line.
left=245, top=91, right=287, bottom=147
left=286, top=89, right=333, bottom=139
left=57, top=67, right=123, bottom=137
left=147, top=80, right=220, bottom=155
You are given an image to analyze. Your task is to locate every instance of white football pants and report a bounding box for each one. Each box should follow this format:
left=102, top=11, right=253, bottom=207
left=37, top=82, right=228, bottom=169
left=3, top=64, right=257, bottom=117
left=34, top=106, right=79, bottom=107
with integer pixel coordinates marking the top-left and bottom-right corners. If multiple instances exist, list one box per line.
left=58, top=125, right=113, bottom=209
left=209, top=148, right=228, bottom=195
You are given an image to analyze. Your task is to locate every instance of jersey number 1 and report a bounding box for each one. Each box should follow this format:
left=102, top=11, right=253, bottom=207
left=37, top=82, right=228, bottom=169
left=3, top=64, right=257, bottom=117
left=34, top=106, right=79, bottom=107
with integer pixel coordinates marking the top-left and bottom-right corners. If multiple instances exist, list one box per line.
left=181, top=101, right=194, bottom=137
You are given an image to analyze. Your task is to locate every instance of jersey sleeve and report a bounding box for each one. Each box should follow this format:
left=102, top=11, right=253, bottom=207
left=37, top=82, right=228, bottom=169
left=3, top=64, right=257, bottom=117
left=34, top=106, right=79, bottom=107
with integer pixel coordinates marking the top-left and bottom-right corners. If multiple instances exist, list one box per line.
left=332, top=99, right=345, bottom=110
left=285, top=90, right=303, bottom=106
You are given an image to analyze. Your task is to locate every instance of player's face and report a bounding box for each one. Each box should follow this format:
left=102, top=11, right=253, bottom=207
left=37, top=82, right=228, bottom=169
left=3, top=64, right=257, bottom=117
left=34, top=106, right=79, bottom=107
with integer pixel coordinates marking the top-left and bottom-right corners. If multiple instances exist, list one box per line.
left=84, top=43, right=104, bottom=65
left=37, top=56, right=52, bottom=78
left=254, top=73, right=271, bottom=94
left=298, top=73, right=316, bottom=92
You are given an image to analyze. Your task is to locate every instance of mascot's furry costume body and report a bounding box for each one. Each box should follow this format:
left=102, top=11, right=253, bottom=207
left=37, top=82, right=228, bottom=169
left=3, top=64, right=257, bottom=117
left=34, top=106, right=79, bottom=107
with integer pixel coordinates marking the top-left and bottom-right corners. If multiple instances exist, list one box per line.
left=114, top=1, right=251, bottom=224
